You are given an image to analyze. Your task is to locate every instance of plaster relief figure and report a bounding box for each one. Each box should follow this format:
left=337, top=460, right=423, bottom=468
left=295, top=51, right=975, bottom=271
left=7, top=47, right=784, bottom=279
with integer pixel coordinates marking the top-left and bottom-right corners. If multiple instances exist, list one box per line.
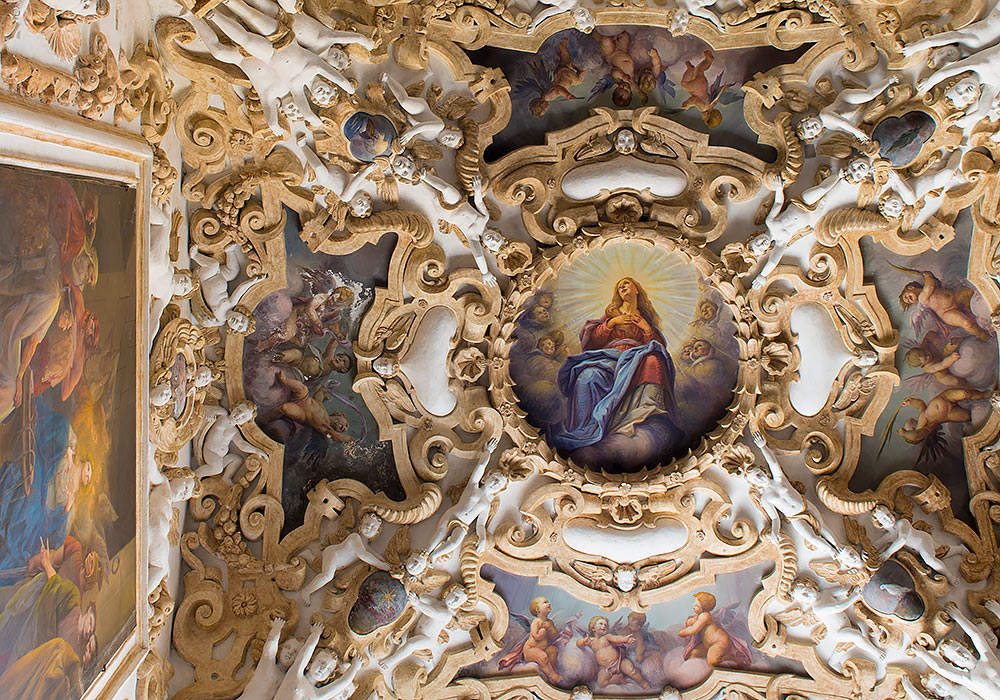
left=796, top=75, right=899, bottom=145
left=751, top=157, right=872, bottom=289
left=273, top=623, right=363, bottom=700
left=527, top=0, right=596, bottom=35
left=235, top=616, right=300, bottom=700
left=438, top=176, right=500, bottom=287
left=190, top=244, right=265, bottom=328
left=148, top=470, right=195, bottom=596
left=224, top=0, right=373, bottom=57
left=916, top=57, right=1000, bottom=132
left=910, top=634, right=1000, bottom=700
left=744, top=431, right=839, bottom=553
left=300, top=511, right=388, bottom=603
left=389, top=153, right=463, bottom=206
left=185, top=11, right=354, bottom=136
left=381, top=73, right=463, bottom=149
left=297, top=135, right=377, bottom=216
left=670, top=0, right=728, bottom=34
left=426, top=436, right=503, bottom=562
left=784, top=577, right=886, bottom=676
left=901, top=673, right=982, bottom=700
left=900, top=5, right=1000, bottom=58
left=870, top=505, right=952, bottom=582
left=196, top=401, right=267, bottom=480
left=377, top=585, right=470, bottom=689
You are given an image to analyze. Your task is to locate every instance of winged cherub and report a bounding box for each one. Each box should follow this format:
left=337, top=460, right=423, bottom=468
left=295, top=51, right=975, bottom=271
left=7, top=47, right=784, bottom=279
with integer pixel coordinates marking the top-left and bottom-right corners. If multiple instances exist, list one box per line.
left=870, top=505, right=953, bottom=582
left=300, top=510, right=388, bottom=603
left=190, top=244, right=266, bottom=329
left=196, top=401, right=268, bottom=481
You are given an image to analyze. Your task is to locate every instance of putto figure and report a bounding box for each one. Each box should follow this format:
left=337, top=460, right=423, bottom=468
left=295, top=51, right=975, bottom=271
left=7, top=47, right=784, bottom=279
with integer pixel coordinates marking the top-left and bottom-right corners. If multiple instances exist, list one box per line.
left=426, top=437, right=503, bottom=562
left=273, top=623, right=363, bottom=700
left=870, top=505, right=952, bottom=582
left=189, top=244, right=265, bottom=328
left=527, top=0, right=596, bottom=35
left=235, top=616, right=300, bottom=700
left=300, top=511, right=388, bottom=603
left=196, top=401, right=268, bottom=481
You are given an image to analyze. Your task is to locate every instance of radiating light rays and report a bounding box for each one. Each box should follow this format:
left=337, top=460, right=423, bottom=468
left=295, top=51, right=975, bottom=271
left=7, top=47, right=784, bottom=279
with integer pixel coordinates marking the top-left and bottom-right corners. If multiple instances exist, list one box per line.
left=552, top=242, right=701, bottom=350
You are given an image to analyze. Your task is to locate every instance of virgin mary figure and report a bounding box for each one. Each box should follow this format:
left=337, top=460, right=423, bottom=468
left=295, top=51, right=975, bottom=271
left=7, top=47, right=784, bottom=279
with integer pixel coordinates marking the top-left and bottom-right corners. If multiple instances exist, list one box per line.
left=551, top=277, right=682, bottom=471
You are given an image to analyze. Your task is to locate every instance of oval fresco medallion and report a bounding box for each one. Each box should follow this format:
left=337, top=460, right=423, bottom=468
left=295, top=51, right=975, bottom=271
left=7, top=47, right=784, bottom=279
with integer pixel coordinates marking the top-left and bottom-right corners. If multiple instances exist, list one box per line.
left=508, top=241, right=739, bottom=474
left=342, top=112, right=397, bottom=162
left=349, top=570, right=408, bottom=635
left=873, top=111, right=936, bottom=167
left=861, top=560, right=924, bottom=621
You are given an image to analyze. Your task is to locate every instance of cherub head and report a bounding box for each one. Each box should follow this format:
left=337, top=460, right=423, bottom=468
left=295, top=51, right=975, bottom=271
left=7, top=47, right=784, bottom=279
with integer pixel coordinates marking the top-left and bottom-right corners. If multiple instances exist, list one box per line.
left=536, top=292, right=553, bottom=309
left=329, top=411, right=349, bottom=434
left=325, top=47, right=350, bottom=72
left=482, top=228, right=505, bottom=252
left=437, top=126, right=464, bottom=149
left=854, top=349, right=878, bottom=367
left=443, top=584, right=469, bottom=609
left=899, top=281, right=923, bottom=311
left=843, top=156, right=871, bottom=184
left=404, top=550, right=430, bottom=576
left=278, top=95, right=305, bottom=123
left=358, top=511, right=383, bottom=539
left=748, top=231, right=773, bottom=256
left=692, top=591, right=716, bottom=613
left=391, top=155, right=418, bottom=182
left=626, top=611, right=647, bottom=630
left=529, top=597, right=551, bottom=617
left=348, top=192, right=373, bottom=218
left=373, top=355, right=398, bottom=377
left=230, top=400, right=257, bottom=425
left=922, top=670, right=957, bottom=698
left=615, top=129, right=637, bottom=154
left=612, top=83, right=633, bottom=108
left=309, top=77, right=338, bottom=107
left=331, top=353, right=352, bottom=374
left=789, top=577, right=820, bottom=605
left=879, top=192, right=906, bottom=220
left=871, top=504, right=897, bottom=530
left=939, top=639, right=976, bottom=670
left=194, top=366, right=213, bottom=388
left=172, top=269, right=195, bottom=296
left=835, top=546, right=864, bottom=570
left=588, top=615, right=610, bottom=636
left=482, top=469, right=508, bottom=495
left=945, top=77, right=981, bottom=111
left=277, top=637, right=303, bottom=669
left=169, top=472, right=196, bottom=502
left=572, top=7, right=596, bottom=33
left=698, top=300, right=718, bottom=321
left=226, top=309, right=253, bottom=334
left=614, top=565, right=637, bottom=592
left=796, top=115, right=824, bottom=142
left=691, top=339, right=713, bottom=360
left=743, top=466, right=769, bottom=488
left=537, top=336, right=557, bottom=357
left=306, top=649, right=339, bottom=683
left=150, top=383, right=172, bottom=408
left=529, top=304, right=550, bottom=324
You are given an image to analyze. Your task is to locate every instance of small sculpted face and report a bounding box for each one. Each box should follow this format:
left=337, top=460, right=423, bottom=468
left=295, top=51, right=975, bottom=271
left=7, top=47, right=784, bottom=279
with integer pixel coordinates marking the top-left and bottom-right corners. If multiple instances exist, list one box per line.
left=405, top=551, right=429, bottom=575
left=278, top=639, right=303, bottom=669
left=392, top=156, right=417, bottom=181
left=194, top=366, right=213, bottom=388
left=946, top=78, right=981, bottom=110
left=748, top=232, right=773, bottom=256
left=231, top=401, right=256, bottom=424
left=871, top=505, right=896, bottom=529
left=278, top=95, right=304, bottom=122
left=879, top=194, right=905, bottom=220
left=940, top=640, right=976, bottom=669
left=373, top=356, right=396, bottom=377
left=326, top=48, right=350, bottom=72
left=796, top=116, right=823, bottom=141
left=349, top=192, right=373, bottom=218
left=482, top=228, right=505, bottom=252
left=790, top=581, right=818, bottom=605
left=438, top=127, right=464, bottom=149
left=151, top=383, right=172, bottom=407
left=614, top=566, right=637, bottom=592
left=173, top=271, right=194, bottom=295
left=310, top=77, right=338, bottom=106
left=359, top=512, right=382, bottom=539
left=227, top=311, right=251, bottom=333
left=836, top=547, right=864, bottom=569
left=924, top=672, right=955, bottom=698
left=307, top=650, right=338, bottom=683
left=572, top=7, right=596, bottom=33
left=483, top=470, right=508, bottom=494
left=445, top=586, right=468, bottom=608
left=845, top=157, right=870, bottom=183
left=615, top=129, right=636, bottom=154
left=744, top=467, right=769, bottom=487
left=174, top=475, right=196, bottom=501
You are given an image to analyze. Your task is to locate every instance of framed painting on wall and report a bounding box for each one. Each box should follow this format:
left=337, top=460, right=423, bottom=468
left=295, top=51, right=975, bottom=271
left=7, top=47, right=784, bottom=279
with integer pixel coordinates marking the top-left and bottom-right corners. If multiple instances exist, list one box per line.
left=0, top=95, right=151, bottom=700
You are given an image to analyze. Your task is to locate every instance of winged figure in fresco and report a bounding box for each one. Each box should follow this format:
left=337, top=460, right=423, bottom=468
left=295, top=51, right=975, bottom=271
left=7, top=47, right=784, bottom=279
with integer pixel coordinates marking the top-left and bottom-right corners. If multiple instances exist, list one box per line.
left=895, top=266, right=993, bottom=341
left=677, top=594, right=755, bottom=668
left=497, top=599, right=583, bottom=685
left=512, top=38, right=586, bottom=117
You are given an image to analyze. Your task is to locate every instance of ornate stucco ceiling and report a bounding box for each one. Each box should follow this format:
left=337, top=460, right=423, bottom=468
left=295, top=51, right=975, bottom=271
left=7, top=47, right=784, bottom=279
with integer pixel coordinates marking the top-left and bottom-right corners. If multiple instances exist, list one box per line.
left=3, top=1, right=1000, bottom=700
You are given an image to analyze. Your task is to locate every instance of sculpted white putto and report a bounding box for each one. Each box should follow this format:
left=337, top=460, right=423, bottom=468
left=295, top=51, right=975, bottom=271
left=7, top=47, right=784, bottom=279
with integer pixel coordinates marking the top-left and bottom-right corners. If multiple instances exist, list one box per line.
left=300, top=512, right=388, bottom=603
left=189, top=243, right=265, bottom=328
left=196, top=401, right=267, bottom=481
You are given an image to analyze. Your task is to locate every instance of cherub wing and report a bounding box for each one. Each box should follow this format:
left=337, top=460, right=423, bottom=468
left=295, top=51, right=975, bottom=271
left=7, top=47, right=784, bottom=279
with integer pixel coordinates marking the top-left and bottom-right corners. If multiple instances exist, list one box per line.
left=656, top=73, right=676, bottom=101
left=511, top=57, right=549, bottom=102
left=833, top=372, right=878, bottom=411
left=325, top=506, right=356, bottom=546
left=411, top=570, right=453, bottom=594
left=843, top=516, right=879, bottom=561
left=809, top=560, right=868, bottom=587
left=452, top=609, right=487, bottom=631
left=510, top=612, right=532, bottom=630
left=902, top=371, right=946, bottom=394
left=772, top=606, right=819, bottom=628
left=707, top=72, right=726, bottom=103
left=571, top=560, right=613, bottom=588
left=589, top=73, right=617, bottom=100
left=637, top=560, right=678, bottom=589
left=384, top=524, right=410, bottom=568
left=909, top=304, right=941, bottom=339
left=916, top=424, right=949, bottom=464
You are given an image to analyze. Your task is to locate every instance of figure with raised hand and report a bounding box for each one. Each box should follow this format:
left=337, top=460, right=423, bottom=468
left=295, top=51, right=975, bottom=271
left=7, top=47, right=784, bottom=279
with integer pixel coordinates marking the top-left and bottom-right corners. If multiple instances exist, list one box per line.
left=901, top=672, right=981, bottom=700
left=900, top=5, right=1000, bottom=58
left=527, top=0, right=596, bottom=35
left=743, top=431, right=839, bottom=553
left=197, top=401, right=267, bottom=481
left=273, top=623, right=363, bottom=700
left=300, top=511, right=388, bottom=603
left=438, top=176, right=502, bottom=287
left=909, top=632, right=1000, bottom=700
left=381, top=73, right=464, bottom=149
left=377, top=585, right=470, bottom=690
left=148, top=469, right=196, bottom=595
left=870, top=504, right=953, bottom=582
left=235, top=616, right=303, bottom=700
left=296, top=135, right=377, bottom=217
left=426, top=437, right=503, bottom=562
left=222, top=0, right=373, bottom=56
left=796, top=74, right=899, bottom=144
left=190, top=243, right=265, bottom=328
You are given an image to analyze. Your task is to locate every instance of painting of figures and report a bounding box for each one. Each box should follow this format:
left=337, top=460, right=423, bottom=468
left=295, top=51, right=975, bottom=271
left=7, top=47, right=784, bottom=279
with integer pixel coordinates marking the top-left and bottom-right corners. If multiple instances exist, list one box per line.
left=0, top=163, right=138, bottom=700
left=242, top=213, right=402, bottom=531
left=510, top=242, right=738, bottom=472
left=856, top=212, right=998, bottom=522
left=461, top=564, right=798, bottom=694
left=470, top=27, right=807, bottom=161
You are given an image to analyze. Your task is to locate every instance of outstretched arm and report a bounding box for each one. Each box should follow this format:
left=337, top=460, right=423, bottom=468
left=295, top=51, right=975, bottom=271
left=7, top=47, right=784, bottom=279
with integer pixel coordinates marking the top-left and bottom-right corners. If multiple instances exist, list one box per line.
left=316, top=657, right=362, bottom=700
left=421, top=171, right=463, bottom=206
left=900, top=676, right=931, bottom=700
left=294, top=623, right=325, bottom=675
left=751, top=431, right=782, bottom=480
left=261, top=616, right=286, bottom=664
left=340, top=163, right=378, bottom=202
left=946, top=604, right=994, bottom=659
left=911, top=647, right=969, bottom=685
left=467, top=436, right=501, bottom=486
left=357, top=544, right=389, bottom=570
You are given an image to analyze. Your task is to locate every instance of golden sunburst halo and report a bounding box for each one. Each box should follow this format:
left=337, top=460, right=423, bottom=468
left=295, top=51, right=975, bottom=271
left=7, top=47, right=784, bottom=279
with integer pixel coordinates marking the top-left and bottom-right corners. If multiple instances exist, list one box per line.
left=551, top=241, right=702, bottom=352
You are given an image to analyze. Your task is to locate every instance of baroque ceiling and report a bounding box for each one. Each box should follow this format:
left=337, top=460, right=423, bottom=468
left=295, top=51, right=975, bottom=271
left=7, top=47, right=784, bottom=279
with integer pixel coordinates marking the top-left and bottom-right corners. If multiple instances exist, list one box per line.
left=6, top=0, right=1000, bottom=699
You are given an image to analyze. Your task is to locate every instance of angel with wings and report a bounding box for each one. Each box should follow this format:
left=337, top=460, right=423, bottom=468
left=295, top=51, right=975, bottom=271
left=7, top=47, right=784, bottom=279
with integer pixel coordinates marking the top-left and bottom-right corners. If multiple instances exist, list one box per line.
left=498, top=597, right=584, bottom=685
left=677, top=592, right=754, bottom=669
left=679, top=49, right=738, bottom=128
left=902, top=331, right=983, bottom=391
left=514, top=38, right=586, bottom=117
left=636, top=47, right=675, bottom=105
left=377, top=584, right=481, bottom=690
left=888, top=388, right=992, bottom=463
left=300, top=509, right=387, bottom=603
left=776, top=577, right=886, bottom=677
left=897, top=268, right=993, bottom=341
